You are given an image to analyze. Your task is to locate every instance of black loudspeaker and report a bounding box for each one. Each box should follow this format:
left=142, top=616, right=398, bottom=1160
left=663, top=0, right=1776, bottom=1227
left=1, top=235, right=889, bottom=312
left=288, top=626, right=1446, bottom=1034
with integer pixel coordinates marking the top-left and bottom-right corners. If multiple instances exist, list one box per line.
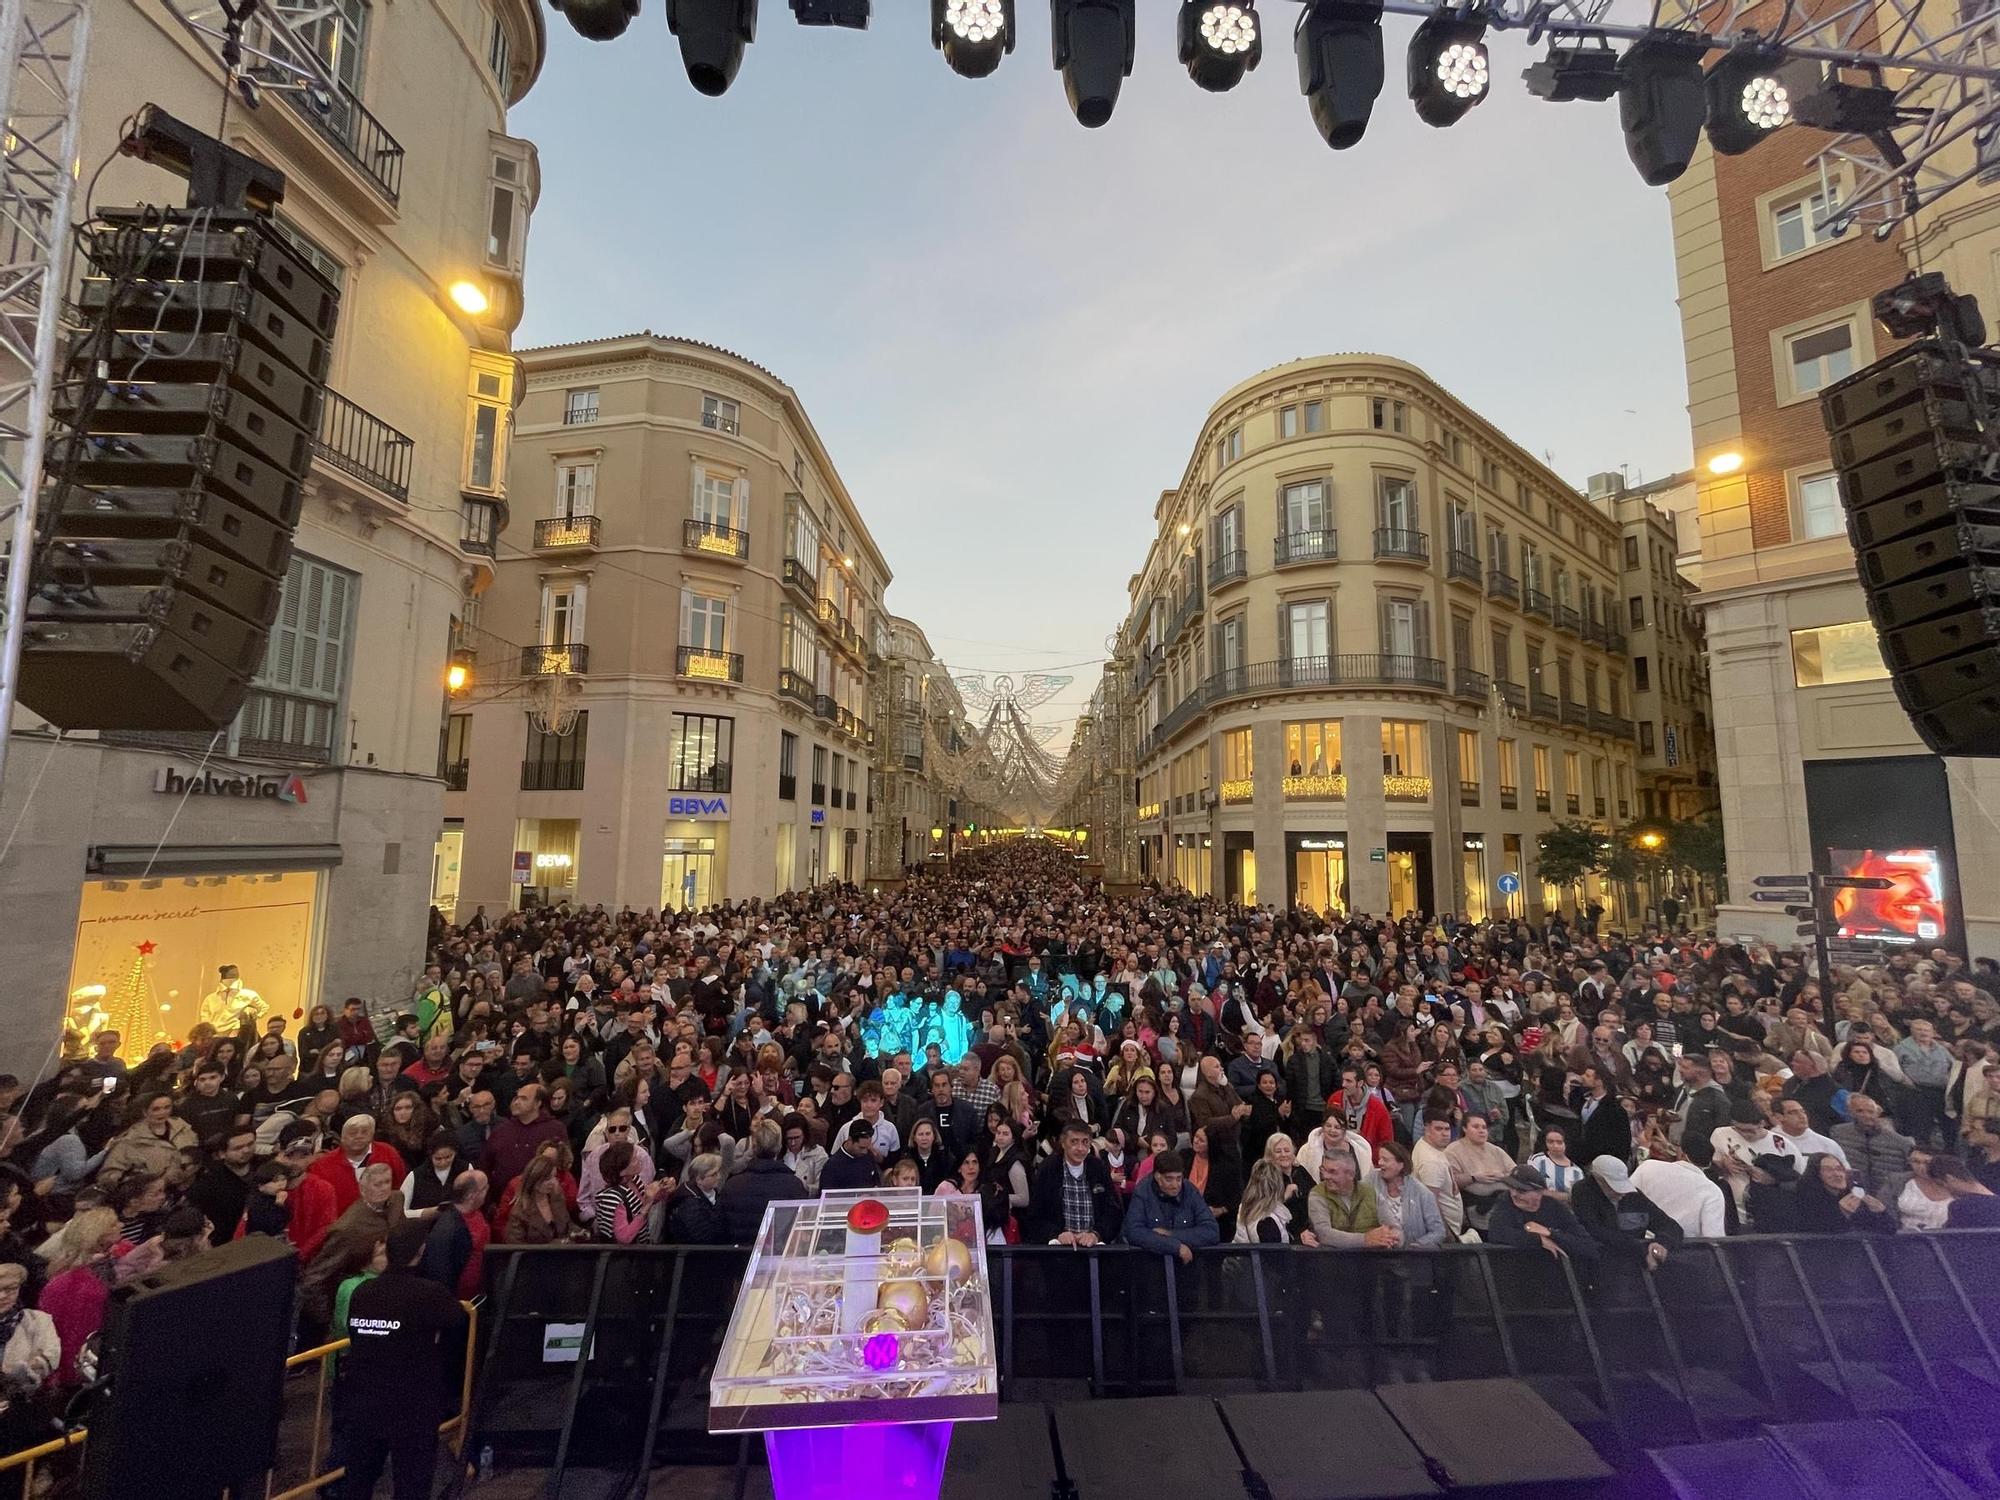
left=80, top=1235, right=297, bottom=1500
left=1822, top=341, right=2000, bottom=755
left=22, top=208, right=337, bottom=732
left=1652, top=1419, right=1968, bottom=1500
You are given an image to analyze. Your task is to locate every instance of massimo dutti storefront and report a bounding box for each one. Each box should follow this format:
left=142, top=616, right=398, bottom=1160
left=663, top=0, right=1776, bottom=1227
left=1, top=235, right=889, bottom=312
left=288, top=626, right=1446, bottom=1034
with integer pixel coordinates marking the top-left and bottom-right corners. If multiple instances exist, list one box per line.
left=0, top=737, right=442, bottom=1073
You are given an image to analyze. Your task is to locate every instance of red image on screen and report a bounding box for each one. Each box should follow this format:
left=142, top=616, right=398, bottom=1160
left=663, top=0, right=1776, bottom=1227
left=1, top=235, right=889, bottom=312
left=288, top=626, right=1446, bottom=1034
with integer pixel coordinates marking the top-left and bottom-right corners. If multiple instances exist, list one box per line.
left=1828, top=848, right=1948, bottom=944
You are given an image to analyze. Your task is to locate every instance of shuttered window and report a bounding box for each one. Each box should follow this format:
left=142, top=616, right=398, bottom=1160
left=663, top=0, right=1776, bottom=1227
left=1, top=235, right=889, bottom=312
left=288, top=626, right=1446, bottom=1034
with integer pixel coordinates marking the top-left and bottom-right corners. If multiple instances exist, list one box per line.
left=239, top=553, right=355, bottom=761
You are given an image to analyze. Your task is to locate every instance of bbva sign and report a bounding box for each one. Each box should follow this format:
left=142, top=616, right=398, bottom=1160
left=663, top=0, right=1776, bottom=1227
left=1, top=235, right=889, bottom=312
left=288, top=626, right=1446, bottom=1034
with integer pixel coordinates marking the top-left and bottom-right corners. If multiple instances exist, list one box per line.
left=667, top=794, right=731, bottom=820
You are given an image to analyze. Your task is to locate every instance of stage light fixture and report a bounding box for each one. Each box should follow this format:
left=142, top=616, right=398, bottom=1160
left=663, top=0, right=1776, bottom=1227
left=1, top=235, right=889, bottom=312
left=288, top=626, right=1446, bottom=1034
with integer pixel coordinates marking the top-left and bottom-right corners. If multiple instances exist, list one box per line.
left=1407, top=9, right=1488, bottom=127
left=666, top=0, right=758, bottom=96
left=1786, top=62, right=1902, bottom=134
left=1179, top=2, right=1262, bottom=93
left=554, top=0, right=640, bottom=41
left=790, top=0, right=867, bottom=22
left=1705, top=40, right=1789, bottom=155
left=1616, top=30, right=1707, bottom=186
left=933, top=0, right=1014, bottom=78
left=1295, top=0, right=1386, bottom=150
left=1050, top=0, right=1136, bottom=128
left=1521, top=42, right=1618, bottom=102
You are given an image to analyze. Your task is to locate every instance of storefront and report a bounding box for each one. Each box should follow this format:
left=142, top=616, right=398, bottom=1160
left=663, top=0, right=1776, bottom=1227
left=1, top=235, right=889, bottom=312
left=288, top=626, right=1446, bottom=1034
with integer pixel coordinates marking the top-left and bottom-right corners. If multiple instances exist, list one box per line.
left=68, top=868, right=325, bottom=1051
left=515, top=817, right=580, bottom=907
left=1386, top=833, right=1434, bottom=918
left=1460, top=836, right=1488, bottom=922
left=1287, top=832, right=1347, bottom=914
left=432, top=823, right=463, bottom=912
left=1171, top=833, right=1212, bottom=896
left=1222, top=832, right=1256, bottom=905
left=662, top=791, right=733, bottom=911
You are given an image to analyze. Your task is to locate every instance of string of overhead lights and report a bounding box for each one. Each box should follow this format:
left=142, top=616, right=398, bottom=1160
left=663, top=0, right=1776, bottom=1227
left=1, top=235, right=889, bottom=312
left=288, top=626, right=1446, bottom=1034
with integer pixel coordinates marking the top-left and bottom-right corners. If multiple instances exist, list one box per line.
left=540, top=0, right=2000, bottom=190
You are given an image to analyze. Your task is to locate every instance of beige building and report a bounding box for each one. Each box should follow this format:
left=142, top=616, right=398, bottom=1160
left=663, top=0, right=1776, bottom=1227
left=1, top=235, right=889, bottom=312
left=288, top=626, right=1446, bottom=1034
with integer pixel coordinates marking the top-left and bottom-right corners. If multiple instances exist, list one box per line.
left=0, top=0, right=544, bottom=1070
left=1667, top=38, right=2000, bottom=952
left=1588, top=471, right=1717, bottom=822
left=869, top=616, right=980, bottom=879
left=1127, top=355, right=1641, bottom=922
left=442, top=335, right=895, bottom=913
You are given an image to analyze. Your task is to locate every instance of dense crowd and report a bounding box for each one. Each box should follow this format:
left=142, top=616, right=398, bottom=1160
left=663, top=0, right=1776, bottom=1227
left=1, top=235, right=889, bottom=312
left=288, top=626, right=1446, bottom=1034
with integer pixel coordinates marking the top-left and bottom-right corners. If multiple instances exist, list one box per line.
left=2, top=838, right=1998, bottom=1490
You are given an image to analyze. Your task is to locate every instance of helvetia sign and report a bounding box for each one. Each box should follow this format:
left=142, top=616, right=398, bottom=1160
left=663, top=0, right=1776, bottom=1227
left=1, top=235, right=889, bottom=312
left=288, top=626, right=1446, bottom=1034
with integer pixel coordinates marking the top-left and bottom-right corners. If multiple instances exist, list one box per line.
left=152, top=767, right=310, bottom=804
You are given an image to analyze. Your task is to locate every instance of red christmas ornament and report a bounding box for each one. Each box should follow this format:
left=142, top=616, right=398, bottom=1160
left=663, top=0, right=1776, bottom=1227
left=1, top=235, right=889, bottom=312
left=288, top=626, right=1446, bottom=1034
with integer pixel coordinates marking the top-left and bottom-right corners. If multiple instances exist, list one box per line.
left=292, top=1007, right=304, bottom=1020
left=846, top=1199, right=889, bottom=1234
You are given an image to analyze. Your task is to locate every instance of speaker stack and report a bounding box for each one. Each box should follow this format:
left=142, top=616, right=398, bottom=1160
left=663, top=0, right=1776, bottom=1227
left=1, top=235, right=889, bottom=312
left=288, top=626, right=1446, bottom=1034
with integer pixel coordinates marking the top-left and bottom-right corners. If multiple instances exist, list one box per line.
left=21, top=208, right=338, bottom=732
left=1821, top=339, right=2000, bottom=756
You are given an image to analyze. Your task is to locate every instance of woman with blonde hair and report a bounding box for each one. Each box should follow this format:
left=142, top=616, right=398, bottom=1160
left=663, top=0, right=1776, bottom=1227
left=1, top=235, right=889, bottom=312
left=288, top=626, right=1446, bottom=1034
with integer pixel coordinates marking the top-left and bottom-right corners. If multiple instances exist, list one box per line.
left=1233, top=1159, right=1291, bottom=1244
left=40, top=1208, right=161, bottom=1385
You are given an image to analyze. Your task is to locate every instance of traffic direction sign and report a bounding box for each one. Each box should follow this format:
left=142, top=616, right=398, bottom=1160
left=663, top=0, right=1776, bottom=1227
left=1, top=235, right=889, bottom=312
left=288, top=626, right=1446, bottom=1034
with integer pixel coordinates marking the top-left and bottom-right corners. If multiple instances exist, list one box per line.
left=1755, top=874, right=1813, bottom=887
left=1825, top=876, right=1896, bottom=890
left=1750, top=890, right=1809, bottom=902
left=1496, top=872, right=1522, bottom=895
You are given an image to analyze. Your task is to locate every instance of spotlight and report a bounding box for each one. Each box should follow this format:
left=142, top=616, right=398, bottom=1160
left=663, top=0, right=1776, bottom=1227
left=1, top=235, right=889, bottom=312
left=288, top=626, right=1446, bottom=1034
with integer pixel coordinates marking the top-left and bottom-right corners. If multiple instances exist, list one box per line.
left=1522, top=42, right=1619, bottom=102
left=1408, top=9, right=1488, bottom=128
left=1705, top=40, right=1789, bottom=155
left=1874, top=270, right=1987, bottom=345
left=666, top=0, right=758, bottom=96
left=932, top=0, right=1014, bottom=78
left=555, top=0, right=640, bottom=40
left=448, top=279, right=490, bottom=316
left=1295, top=0, right=1385, bottom=150
left=790, top=0, right=866, bottom=22
left=1050, top=0, right=1136, bottom=128
left=1616, top=30, right=1707, bottom=186
left=1179, top=2, right=1262, bottom=93
left=1786, top=62, right=1902, bottom=134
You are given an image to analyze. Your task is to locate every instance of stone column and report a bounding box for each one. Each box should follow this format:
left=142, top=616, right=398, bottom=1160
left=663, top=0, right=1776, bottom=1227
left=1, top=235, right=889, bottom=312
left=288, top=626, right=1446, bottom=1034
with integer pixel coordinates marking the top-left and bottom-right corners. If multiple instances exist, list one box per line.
left=1346, top=713, right=1389, bottom=913
left=1253, top=717, right=1288, bottom=905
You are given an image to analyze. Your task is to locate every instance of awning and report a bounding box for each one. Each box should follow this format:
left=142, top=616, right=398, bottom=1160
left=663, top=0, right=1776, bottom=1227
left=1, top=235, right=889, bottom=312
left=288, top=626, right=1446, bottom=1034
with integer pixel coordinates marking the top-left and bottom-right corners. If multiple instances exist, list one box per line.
left=86, top=844, right=345, bottom=877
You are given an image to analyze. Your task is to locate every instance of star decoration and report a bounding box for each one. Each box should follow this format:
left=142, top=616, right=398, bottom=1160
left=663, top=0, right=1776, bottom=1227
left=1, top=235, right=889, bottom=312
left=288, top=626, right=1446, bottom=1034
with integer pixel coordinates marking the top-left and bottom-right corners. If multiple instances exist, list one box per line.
left=136, top=940, right=156, bottom=956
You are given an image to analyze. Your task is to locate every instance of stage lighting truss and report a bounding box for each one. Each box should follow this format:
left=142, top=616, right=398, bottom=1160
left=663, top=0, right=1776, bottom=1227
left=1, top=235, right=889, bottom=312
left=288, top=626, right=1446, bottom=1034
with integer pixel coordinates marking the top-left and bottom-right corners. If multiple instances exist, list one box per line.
left=1180, top=1, right=1263, bottom=90
left=1409, top=9, right=1489, bottom=126
left=934, top=0, right=1015, bottom=76
left=150, top=0, right=352, bottom=118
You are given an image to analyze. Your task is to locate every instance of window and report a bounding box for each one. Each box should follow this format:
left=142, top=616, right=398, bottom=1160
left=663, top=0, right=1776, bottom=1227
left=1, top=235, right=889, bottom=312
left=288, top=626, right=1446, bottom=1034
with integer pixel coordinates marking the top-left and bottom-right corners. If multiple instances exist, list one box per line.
left=830, top=753, right=843, bottom=802
left=1563, top=750, right=1581, bottom=814
left=1634, top=656, right=1650, bottom=691
left=241, top=552, right=354, bottom=761
left=1381, top=721, right=1429, bottom=778
left=1377, top=475, right=1416, bottom=531
left=779, top=731, right=798, bottom=800
left=1282, top=480, right=1329, bottom=534
left=1214, top=504, right=1243, bottom=560
left=1448, top=501, right=1477, bottom=556
left=1226, top=426, right=1243, bottom=462
left=522, top=713, right=587, bottom=790
left=484, top=148, right=530, bottom=273
left=1284, top=600, right=1330, bottom=662
left=1379, top=596, right=1431, bottom=661
left=465, top=361, right=511, bottom=494
left=1445, top=432, right=1462, bottom=466
left=440, top=712, right=471, bottom=786
left=295, top=0, right=367, bottom=96
left=1284, top=720, right=1341, bottom=776
left=1628, top=596, right=1645, bottom=628
left=1280, top=406, right=1299, bottom=439
left=1480, top=458, right=1500, bottom=488
left=1624, top=535, right=1639, bottom=568
left=693, top=463, right=747, bottom=532
left=1490, top=626, right=1511, bottom=681
left=1498, top=737, right=1519, bottom=795
left=702, top=394, right=741, bottom=435
left=811, top=745, right=828, bottom=804
left=1640, top=721, right=1656, bottom=754
left=1773, top=187, right=1839, bottom=260
left=1221, top=727, right=1253, bottom=799
left=562, top=388, right=597, bottom=426
left=1791, top=620, right=1891, bottom=686
left=554, top=462, right=595, bottom=517
left=1457, top=728, right=1481, bottom=801
left=669, top=714, right=733, bottom=792
left=1797, top=471, right=1844, bottom=538
left=1370, top=398, right=1407, bottom=433
left=1533, top=745, right=1551, bottom=808
left=1789, top=322, right=1855, bottom=396
left=1521, top=542, right=1541, bottom=594
left=487, top=10, right=510, bottom=82
left=540, top=583, right=583, bottom=646
left=681, top=590, right=728, bottom=651
left=1303, top=400, right=1325, bottom=433
left=1214, top=613, right=1245, bottom=672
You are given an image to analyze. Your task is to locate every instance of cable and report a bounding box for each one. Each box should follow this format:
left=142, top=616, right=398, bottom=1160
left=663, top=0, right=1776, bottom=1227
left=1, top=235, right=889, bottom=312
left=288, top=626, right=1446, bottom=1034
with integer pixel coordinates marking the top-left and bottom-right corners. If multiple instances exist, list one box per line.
left=138, top=728, right=224, bottom=881
left=0, top=728, right=63, bottom=868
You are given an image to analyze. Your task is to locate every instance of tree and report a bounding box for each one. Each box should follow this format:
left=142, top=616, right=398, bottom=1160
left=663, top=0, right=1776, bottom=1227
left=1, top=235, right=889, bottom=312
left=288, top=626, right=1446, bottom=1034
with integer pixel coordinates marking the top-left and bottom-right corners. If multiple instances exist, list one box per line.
left=1536, top=820, right=1611, bottom=906
left=1666, top=814, right=1729, bottom=903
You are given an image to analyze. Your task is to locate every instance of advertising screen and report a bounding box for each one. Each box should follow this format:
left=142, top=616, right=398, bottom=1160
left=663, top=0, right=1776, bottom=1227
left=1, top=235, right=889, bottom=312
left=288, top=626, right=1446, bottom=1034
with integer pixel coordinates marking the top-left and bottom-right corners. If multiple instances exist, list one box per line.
left=1827, top=847, right=1949, bottom=946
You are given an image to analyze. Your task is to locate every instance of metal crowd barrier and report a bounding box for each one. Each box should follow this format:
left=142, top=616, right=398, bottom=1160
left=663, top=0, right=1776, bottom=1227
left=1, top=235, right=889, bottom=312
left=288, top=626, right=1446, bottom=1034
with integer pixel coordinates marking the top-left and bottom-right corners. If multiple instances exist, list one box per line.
left=470, top=1230, right=2000, bottom=1496
left=0, top=1303, right=479, bottom=1499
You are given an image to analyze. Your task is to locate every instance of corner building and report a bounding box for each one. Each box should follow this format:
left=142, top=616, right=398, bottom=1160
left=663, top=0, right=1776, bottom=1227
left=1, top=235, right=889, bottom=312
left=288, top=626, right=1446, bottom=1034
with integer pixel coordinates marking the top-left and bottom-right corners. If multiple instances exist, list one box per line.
left=1129, top=356, right=1641, bottom=921
left=445, top=335, right=889, bottom=913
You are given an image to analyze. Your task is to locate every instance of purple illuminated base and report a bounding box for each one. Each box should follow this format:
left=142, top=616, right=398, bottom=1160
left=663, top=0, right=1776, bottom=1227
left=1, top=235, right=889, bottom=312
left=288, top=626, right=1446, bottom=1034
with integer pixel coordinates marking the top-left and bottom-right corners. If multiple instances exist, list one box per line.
left=765, top=1420, right=954, bottom=1500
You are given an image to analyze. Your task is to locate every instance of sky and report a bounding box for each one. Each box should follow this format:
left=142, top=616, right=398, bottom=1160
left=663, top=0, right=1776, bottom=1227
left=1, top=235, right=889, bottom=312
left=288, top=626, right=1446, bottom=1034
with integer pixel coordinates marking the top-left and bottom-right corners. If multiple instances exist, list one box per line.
left=510, top=6, right=1695, bottom=742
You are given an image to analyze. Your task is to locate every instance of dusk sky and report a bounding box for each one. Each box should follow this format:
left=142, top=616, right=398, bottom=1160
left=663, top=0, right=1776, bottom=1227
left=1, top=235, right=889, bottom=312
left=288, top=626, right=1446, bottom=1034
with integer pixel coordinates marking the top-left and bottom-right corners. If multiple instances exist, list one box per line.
left=511, top=7, right=1694, bottom=741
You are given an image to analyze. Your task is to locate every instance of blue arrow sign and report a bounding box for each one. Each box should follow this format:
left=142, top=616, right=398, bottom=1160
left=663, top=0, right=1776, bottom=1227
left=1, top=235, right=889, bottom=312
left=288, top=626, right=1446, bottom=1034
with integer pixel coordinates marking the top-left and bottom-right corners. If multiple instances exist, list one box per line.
left=1496, top=872, right=1521, bottom=895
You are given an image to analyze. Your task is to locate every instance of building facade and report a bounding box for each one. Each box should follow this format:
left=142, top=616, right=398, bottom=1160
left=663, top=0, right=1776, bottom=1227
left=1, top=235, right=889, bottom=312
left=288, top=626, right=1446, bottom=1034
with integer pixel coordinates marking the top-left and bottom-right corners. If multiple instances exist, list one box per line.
left=1667, top=61, right=2000, bottom=953
left=442, top=335, right=890, bottom=914
left=0, top=0, right=544, bottom=1072
left=1588, top=472, right=1718, bottom=822
left=869, top=616, right=971, bottom=879
left=1127, top=355, right=1641, bottom=922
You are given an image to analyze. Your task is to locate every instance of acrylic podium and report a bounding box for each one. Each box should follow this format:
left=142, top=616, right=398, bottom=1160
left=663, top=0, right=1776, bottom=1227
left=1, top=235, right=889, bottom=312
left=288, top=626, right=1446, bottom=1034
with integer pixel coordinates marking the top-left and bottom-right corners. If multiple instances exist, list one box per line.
left=708, top=1188, right=998, bottom=1500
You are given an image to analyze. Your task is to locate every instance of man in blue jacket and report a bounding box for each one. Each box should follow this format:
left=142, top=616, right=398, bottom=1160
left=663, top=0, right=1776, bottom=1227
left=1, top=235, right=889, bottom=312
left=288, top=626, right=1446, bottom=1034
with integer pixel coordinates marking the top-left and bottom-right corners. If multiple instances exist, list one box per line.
left=1123, top=1150, right=1220, bottom=1263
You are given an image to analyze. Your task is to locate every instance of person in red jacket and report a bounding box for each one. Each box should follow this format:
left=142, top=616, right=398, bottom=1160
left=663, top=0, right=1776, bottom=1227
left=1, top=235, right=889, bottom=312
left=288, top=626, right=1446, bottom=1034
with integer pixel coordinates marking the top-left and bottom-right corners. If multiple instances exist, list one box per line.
left=1332, top=1064, right=1395, bottom=1152
left=478, top=1083, right=570, bottom=1194
left=307, top=1116, right=408, bottom=1216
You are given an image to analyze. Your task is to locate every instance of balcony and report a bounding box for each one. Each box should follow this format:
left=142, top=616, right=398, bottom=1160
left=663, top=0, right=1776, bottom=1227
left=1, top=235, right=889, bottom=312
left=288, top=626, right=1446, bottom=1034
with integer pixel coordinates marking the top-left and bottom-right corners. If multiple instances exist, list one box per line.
left=1523, top=588, right=1553, bottom=621
left=811, top=782, right=826, bottom=804
left=1453, top=667, right=1490, bottom=702
left=1487, top=568, right=1519, bottom=602
left=781, top=558, right=817, bottom=606
left=1283, top=772, right=1347, bottom=801
left=459, top=497, right=499, bottom=558
left=521, top=760, right=585, bottom=792
left=315, top=389, right=412, bottom=502
left=1555, top=605, right=1582, bottom=636
left=1373, top=527, right=1430, bottom=563
left=1567, top=793, right=1582, bottom=815
left=1616, top=716, right=1638, bottom=741
left=779, top=774, right=797, bottom=801
left=1205, top=654, right=1448, bottom=703
left=1274, top=528, right=1338, bottom=567
left=1581, top=618, right=1608, bottom=648
left=1495, top=680, right=1526, bottom=714
left=1589, top=707, right=1619, bottom=736
left=1529, top=689, right=1559, bottom=721
left=252, top=72, right=404, bottom=205
left=1536, top=791, right=1552, bottom=812
left=1167, top=584, right=1204, bottom=642
left=521, top=643, right=589, bottom=675
left=1209, top=549, right=1248, bottom=587
left=442, top=760, right=469, bottom=792
left=1460, top=780, right=1481, bottom=807
left=675, top=765, right=733, bottom=793
left=1133, top=645, right=1163, bottom=693
left=817, top=598, right=865, bottom=661
left=237, top=688, right=336, bottom=763
left=685, top=519, right=750, bottom=561
left=701, top=410, right=741, bottom=436
left=1447, top=549, right=1482, bottom=584
left=779, top=669, right=815, bottom=709
left=1219, top=779, right=1254, bottom=805
left=563, top=404, right=599, bottom=427
left=1384, top=774, right=1432, bottom=802
left=839, top=706, right=862, bottom=739
left=1561, top=699, right=1589, bottom=728
left=1596, top=797, right=1608, bottom=818
left=534, top=514, right=602, bottom=551
left=1500, top=787, right=1518, bottom=810
left=814, top=693, right=838, bottom=723
left=677, top=645, right=743, bottom=683
left=1606, top=626, right=1629, bottom=655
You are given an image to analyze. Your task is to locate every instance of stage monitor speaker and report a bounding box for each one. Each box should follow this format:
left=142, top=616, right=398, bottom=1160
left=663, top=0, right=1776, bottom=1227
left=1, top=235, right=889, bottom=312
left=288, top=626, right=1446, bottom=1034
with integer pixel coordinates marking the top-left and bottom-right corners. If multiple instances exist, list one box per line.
left=1374, top=1379, right=1614, bottom=1490
left=1823, top=341, right=2000, bottom=757
left=81, top=1235, right=296, bottom=1500
left=1760, top=1419, right=1967, bottom=1500
left=22, top=208, right=337, bottom=732
left=1053, top=1396, right=1246, bottom=1500
left=938, top=1403, right=1063, bottom=1500
left=1219, top=1391, right=1442, bottom=1500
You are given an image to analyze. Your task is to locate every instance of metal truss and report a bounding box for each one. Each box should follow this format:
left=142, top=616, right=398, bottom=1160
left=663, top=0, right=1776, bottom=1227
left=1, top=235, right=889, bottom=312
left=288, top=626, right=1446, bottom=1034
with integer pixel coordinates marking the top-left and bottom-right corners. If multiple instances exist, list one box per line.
left=0, top=0, right=86, bottom=796
left=152, top=0, right=345, bottom=110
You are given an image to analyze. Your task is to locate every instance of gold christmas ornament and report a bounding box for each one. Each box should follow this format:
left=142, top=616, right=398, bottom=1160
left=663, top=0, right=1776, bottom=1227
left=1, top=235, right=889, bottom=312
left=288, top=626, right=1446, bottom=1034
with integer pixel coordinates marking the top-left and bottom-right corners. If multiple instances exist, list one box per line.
left=877, top=1279, right=931, bottom=1327
left=858, top=1308, right=908, bottom=1336
left=883, top=1237, right=921, bottom=1277
left=922, top=1237, right=974, bottom=1285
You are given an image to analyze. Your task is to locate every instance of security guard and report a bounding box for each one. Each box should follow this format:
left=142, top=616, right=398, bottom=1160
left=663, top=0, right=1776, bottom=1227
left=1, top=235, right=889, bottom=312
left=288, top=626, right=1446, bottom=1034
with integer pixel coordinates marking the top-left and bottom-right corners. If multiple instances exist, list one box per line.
left=336, top=1218, right=469, bottom=1499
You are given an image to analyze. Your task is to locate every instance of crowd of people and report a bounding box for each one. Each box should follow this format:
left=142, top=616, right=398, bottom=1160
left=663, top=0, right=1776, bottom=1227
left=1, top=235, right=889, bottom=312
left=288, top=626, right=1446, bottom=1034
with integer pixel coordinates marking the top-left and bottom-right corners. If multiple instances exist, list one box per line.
left=1, top=838, right=1998, bottom=1486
